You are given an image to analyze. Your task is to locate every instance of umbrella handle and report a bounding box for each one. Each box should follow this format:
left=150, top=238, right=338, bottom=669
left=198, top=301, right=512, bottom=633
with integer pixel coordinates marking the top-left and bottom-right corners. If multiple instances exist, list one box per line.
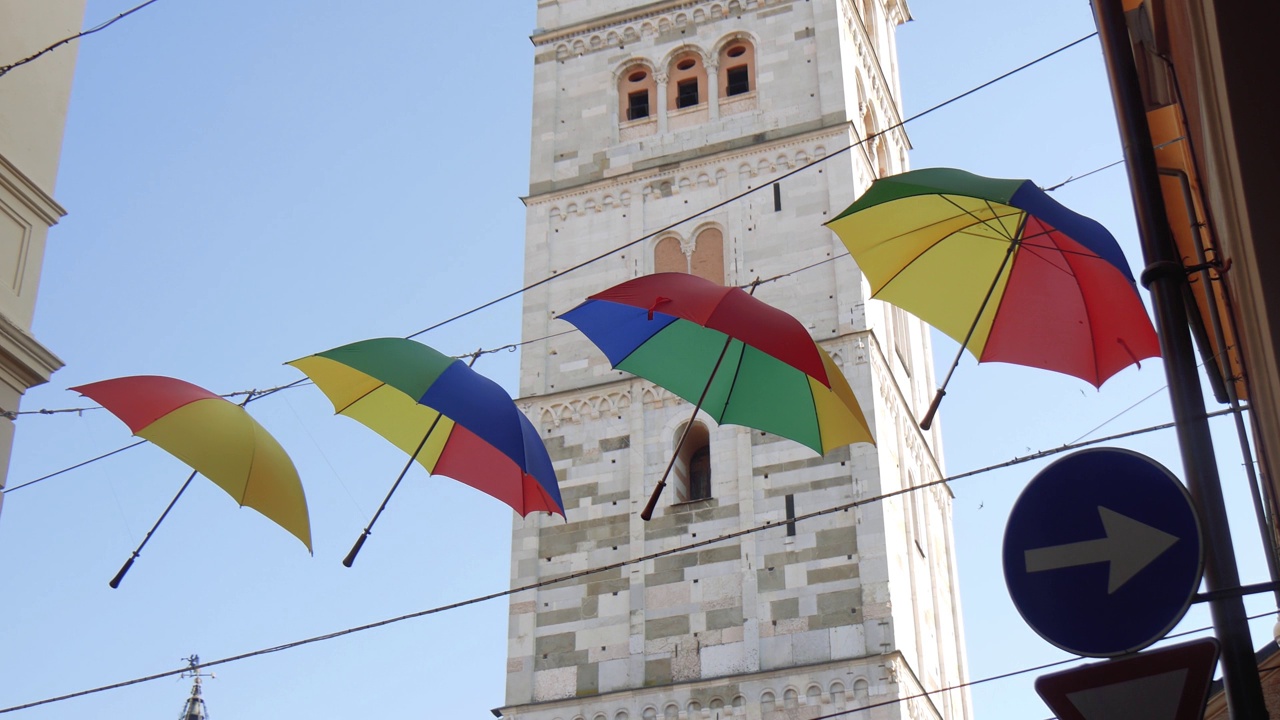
left=108, top=552, right=138, bottom=589
left=640, top=480, right=666, bottom=521
left=920, top=389, right=946, bottom=431
left=107, top=468, right=199, bottom=589
left=342, top=531, right=370, bottom=568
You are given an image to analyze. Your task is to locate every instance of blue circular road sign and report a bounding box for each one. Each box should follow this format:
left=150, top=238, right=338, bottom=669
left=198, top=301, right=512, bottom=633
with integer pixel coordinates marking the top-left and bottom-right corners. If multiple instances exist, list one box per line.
left=1003, top=447, right=1204, bottom=657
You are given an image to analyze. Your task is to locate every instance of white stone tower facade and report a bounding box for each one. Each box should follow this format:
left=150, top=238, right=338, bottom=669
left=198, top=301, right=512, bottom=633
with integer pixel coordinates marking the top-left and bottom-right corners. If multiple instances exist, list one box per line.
left=502, top=2, right=971, bottom=720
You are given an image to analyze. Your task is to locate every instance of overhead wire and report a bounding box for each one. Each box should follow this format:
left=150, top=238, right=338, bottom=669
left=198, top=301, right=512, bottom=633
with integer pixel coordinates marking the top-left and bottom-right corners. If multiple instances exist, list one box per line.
left=1, top=476, right=1269, bottom=718
left=1, top=147, right=1129, bottom=494
left=0, top=408, right=1231, bottom=714
left=0, top=0, right=166, bottom=79
left=0, top=32, right=1190, bottom=711
left=401, top=32, right=1099, bottom=341
left=0, top=17, right=1250, bottom=719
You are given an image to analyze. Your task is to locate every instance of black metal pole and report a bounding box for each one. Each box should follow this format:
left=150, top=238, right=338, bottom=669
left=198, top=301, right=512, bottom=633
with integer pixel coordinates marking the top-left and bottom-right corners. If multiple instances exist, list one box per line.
left=1090, top=1, right=1266, bottom=716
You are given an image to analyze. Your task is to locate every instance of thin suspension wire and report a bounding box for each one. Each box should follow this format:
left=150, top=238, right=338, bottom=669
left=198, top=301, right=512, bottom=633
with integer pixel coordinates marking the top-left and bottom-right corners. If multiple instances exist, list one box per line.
left=402, top=33, right=1099, bottom=341
left=0, top=34, right=1104, bottom=494
left=0, top=144, right=1128, bottom=496
left=0, top=0, right=165, bottom=78
left=0, top=528, right=1265, bottom=716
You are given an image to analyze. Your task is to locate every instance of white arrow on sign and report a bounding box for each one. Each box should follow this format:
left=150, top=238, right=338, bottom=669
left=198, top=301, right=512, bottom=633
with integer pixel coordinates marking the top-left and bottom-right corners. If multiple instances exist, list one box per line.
left=1024, top=506, right=1179, bottom=593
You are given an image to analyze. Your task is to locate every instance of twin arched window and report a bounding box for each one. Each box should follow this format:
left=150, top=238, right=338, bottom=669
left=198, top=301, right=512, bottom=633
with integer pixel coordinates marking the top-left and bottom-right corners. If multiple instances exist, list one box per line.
left=653, top=227, right=724, bottom=284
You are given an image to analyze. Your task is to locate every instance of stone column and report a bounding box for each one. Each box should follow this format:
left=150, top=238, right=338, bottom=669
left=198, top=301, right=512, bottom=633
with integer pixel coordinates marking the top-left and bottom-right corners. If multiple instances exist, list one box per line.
left=706, top=60, right=720, bottom=120
left=655, top=71, right=669, bottom=134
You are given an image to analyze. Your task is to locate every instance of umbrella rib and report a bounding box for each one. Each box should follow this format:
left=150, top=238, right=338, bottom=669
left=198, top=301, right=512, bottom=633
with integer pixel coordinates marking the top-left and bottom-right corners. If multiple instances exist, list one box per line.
left=940, top=195, right=1017, bottom=242
left=333, top=381, right=391, bottom=416
left=717, top=339, right=749, bottom=422
left=867, top=200, right=1022, bottom=295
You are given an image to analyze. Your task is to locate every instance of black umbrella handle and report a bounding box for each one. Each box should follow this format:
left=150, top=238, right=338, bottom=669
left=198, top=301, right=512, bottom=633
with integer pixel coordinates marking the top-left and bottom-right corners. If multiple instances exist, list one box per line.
left=108, top=553, right=138, bottom=589
left=919, top=389, right=946, bottom=431
left=342, top=531, right=370, bottom=568
left=107, top=468, right=198, bottom=589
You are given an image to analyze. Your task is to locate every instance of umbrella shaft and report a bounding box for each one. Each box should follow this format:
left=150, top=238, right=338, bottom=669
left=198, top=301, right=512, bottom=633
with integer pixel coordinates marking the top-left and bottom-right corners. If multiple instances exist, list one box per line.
left=641, top=330, right=739, bottom=521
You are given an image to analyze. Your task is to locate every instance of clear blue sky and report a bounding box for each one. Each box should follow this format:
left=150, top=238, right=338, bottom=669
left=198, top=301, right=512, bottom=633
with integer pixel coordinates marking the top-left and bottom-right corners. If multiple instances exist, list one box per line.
left=0, top=1, right=1272, bottom=719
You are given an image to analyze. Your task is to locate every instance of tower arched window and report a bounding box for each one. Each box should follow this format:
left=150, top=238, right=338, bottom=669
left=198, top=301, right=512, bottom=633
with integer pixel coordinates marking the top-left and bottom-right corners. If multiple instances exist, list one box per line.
left=719, top=40, right=756, bottom=97
left=690, top=227, right=724, bottom=284
left=653, top=229, right=723, bottom=285
left=673, top=421, right=711, bottom=503
left=620, top=65, right=656, bottom=121
left=654, top=235, right=686, bottom=274
left=668, top=52, right=707, bottom=110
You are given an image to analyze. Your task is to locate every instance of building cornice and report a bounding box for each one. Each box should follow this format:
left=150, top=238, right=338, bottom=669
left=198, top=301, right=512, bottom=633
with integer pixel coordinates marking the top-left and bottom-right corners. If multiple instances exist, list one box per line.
left=498, top=650, right=908, bottom=717
left=0, top=152, right=67, bottom=227
left=532, top=0, right=720, bottom=45
left=0, top=312, right=63, bottom=408
left=525, top=122, right=853, bottom=207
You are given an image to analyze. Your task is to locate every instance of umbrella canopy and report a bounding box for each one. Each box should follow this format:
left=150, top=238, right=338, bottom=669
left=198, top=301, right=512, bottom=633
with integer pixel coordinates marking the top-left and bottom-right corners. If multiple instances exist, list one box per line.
left=72, top=375, right=312, bottom=552
left=559, top=272, right=874, bottom=455
left=288, top=338, right=564, bottom=518
left=826, top=167, right=1160, bottom=387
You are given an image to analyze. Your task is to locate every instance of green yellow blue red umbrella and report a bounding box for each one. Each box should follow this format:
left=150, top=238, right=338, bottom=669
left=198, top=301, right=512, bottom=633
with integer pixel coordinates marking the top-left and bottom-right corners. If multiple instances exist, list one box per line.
left=288, top=338, right=563, bottom=564
left=826, top=168, right=1160, bottom=426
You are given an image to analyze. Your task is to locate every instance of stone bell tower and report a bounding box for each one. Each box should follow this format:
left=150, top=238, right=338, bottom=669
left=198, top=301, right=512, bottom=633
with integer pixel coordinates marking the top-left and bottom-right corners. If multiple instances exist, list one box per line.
left=501, top=1, right=972, bottom=719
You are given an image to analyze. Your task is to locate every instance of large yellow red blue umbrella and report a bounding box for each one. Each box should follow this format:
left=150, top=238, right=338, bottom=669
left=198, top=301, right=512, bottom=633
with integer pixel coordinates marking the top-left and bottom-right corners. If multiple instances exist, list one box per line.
left=826, top=168, right=1161, bottom=427
left=72, top=375, right=312, bottom=587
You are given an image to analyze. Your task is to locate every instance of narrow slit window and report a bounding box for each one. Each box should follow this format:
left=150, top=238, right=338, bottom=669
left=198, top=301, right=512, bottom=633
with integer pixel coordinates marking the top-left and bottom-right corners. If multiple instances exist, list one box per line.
left=689, top=446, right=711, bottom=501
left=726, top=65, right=750, bottom=96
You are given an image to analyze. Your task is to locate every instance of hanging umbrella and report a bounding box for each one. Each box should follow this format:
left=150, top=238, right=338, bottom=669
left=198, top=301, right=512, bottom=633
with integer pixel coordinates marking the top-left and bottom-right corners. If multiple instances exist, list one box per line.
left=559, top=272, right=874, bottom=520
left=287, top=338, right=564, bottom=566
left=71, top=375, right=312, bottom=588
left=825, top=167, right=1161, bottom=428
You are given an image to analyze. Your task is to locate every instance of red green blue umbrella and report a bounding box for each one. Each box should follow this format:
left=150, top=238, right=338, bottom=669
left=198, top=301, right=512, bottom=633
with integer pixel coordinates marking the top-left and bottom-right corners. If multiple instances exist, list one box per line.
left=288, top=338, right=563, bottom=565
left=826, top=167, right=1161, bottom=427
left=560, top=272, right=874, bottom=518
left=71, top=375, right=312, bottom=588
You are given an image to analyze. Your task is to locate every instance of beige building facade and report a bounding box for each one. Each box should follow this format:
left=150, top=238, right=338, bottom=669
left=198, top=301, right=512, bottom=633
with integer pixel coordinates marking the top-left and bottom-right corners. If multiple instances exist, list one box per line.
left=0, top=1, right=83, bottom=515
left=500, top=2, right=970, bottom=720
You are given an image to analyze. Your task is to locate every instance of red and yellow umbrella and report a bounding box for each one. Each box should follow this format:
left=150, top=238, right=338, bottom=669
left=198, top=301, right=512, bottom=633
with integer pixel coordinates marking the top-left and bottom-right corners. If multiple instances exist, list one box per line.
left=73, top=375, right=311, bottom=587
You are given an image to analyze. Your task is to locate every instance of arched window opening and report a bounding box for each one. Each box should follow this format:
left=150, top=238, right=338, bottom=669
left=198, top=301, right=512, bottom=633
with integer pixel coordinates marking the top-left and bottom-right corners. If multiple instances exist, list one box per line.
left=860, top=0, right=878, bottom=52
left=673, top=422, right=711, bottom=503
left=690, top=227, right=724, bottom=284
left=654, top=235, right=687, bottom=274
left=720, top=41, right=756, bottom=97
left=668, top=52, right=706, bottom=110
left=620, top=65, right=656, bottom=121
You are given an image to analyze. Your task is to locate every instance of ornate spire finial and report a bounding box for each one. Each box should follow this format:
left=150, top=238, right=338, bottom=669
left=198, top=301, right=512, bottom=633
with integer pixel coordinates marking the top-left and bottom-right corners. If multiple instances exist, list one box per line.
left=178, top=655, right=212, bottom=720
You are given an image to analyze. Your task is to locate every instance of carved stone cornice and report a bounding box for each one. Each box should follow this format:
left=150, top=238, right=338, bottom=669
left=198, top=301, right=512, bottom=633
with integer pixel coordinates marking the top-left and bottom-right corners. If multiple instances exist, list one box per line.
left=0, top=311, right=62, bottom=408
left=0, top=152, right=66, bottom=228
left=534, top=0, right=786, bottom=58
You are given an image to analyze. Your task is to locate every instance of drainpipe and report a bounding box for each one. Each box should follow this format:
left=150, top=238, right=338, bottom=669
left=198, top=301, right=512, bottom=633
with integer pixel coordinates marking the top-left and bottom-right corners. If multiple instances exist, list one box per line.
left=1158, top=165, right=1280, bottom=610
left=1090, top=1, right=1267, bottom=717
